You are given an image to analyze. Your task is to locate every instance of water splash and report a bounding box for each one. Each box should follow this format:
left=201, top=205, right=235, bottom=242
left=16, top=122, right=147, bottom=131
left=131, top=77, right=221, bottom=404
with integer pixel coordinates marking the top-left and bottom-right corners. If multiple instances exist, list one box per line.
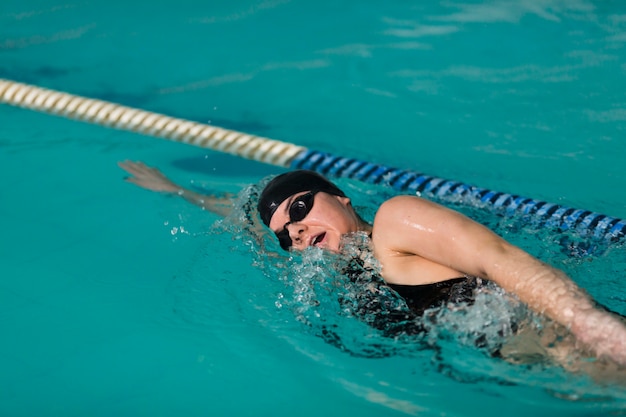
left=423, top=281, right=530, bottom=354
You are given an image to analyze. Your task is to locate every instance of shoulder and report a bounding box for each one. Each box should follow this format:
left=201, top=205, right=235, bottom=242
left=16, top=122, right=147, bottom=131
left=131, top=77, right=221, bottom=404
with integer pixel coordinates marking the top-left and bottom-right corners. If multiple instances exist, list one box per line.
left=374, top=195, right=443, bottom=227
left=371, top=195, right=436, bottom=250
left=372, top=194, right=483, bottom=252
left=376, top=195, right=420, bottom=216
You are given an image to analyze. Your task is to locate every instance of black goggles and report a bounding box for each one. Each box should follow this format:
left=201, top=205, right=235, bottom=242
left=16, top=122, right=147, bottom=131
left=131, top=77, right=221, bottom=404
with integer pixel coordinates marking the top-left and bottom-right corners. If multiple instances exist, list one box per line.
left=275, top=190, right=319, bottom=250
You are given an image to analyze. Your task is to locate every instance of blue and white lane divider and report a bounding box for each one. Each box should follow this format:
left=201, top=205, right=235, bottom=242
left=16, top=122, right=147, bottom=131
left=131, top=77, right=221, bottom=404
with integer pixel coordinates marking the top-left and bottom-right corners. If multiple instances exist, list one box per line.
left=292, top=149, right=626, bottom=244
left=1, top=78, right=624, bottom=248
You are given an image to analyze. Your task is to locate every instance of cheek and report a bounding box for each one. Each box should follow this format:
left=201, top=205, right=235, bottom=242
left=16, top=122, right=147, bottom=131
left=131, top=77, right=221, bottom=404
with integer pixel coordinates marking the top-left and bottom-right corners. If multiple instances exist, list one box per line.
left=268, top=210, right=290, bottom=231
left=331, top=215, right=353, bottom=232
left=312, top=211, right=354, bottom=234
left=326, top=233, right=344, bottom=251
left=327, top=203, right=357, bottom=231
left=268, top=220, right=280, bottom=232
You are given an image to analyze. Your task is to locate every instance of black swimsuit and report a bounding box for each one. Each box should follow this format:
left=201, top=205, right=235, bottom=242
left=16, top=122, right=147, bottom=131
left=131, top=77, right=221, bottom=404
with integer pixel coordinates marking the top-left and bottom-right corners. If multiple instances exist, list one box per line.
left=342, top=254, right=482, bottom=337
left=321, top=257, right=495, bottom=356
left=387, top=277, right=480, bottom=317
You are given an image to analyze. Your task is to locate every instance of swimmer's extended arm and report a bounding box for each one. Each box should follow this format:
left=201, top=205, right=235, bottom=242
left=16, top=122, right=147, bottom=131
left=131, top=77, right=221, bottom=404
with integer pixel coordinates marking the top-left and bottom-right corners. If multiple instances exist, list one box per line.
left=118, top=161, right=276, bottom=256
left=373, top=195, right=626, bottom=366
left=118, top=160, right=234, bottom=217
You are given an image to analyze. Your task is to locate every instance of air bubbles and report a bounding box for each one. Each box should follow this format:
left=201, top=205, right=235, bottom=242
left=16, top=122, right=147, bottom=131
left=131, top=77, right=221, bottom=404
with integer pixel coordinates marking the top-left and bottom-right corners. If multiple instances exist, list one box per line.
left=275, top=292, right=284, bottom=309
left=166, top=221, right=189, bottom=238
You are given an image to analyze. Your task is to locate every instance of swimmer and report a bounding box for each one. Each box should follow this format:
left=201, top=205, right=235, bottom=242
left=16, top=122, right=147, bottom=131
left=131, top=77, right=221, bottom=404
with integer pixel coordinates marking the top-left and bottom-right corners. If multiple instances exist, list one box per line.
left=118, top=160, right=626, bottom=372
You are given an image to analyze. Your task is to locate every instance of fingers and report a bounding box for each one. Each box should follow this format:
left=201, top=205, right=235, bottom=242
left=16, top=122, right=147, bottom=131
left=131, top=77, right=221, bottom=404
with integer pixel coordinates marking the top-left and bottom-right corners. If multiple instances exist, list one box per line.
left=118, top=160, right=164, bottom=181
left=118, top=160, right=149, bottom=176
left=117, top=160, right=179, bottom=192
left=118, top=160, right=153, bottom=187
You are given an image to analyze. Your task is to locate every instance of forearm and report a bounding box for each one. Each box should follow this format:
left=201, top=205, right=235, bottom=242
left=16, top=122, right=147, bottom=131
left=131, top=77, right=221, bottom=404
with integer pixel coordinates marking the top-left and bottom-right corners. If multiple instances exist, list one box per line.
left=119, top=160, right=236, bottom=218
left=175, top=187, right=234, bottom=217
left=490, top=246, right=626, bottom=364
left=500, top=253, right=593, bottom=326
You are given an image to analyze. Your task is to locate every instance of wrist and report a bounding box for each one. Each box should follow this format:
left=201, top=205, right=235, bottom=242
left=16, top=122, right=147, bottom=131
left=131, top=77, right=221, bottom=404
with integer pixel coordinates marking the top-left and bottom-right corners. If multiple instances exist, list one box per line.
left=570, top=308, right=626, bottom=364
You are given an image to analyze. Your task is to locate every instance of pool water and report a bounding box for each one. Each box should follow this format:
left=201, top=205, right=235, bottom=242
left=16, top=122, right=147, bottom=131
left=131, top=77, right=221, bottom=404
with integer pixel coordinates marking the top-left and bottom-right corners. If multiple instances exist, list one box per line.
left=2, top=1, right=626, bottom=416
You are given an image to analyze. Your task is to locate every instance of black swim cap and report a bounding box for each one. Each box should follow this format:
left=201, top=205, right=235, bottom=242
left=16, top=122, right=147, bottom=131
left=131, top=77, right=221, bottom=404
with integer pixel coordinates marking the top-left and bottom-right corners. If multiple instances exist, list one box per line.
left=257, top=170, right=346, bottom=226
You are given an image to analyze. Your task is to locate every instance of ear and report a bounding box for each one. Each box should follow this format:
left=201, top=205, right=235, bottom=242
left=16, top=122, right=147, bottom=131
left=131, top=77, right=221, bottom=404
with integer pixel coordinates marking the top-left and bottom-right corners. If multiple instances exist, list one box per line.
left=336, top=195, right=351, bottom=207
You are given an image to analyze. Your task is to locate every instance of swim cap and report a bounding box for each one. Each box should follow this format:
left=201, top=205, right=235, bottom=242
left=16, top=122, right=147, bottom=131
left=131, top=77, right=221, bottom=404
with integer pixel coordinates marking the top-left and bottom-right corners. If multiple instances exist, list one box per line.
left=257, top=170, right=346, bottom=226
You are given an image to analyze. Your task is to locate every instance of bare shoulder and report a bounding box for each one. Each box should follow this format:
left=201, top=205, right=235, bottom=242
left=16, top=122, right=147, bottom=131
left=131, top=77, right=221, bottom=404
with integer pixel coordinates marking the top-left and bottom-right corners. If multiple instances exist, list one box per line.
left=372, top=195, right=442, bottom=249
left=372, top=194, right=501, bottom=254
left=371, top=195, right=470, bottom=283
left=374, top=195, right=449, bottom=227
left=376, top=194, right=420, bottom=216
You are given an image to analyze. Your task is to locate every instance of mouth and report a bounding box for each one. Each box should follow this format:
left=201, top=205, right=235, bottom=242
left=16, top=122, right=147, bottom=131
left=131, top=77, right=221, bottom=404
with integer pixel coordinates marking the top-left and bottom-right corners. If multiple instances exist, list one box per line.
left=311, top=232, right=326, bottom=247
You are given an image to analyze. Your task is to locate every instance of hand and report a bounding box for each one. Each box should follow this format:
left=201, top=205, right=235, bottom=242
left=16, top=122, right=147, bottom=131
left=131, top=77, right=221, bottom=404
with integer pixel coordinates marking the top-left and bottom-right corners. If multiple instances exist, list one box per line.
left=118, top=160, right=180, bottom=193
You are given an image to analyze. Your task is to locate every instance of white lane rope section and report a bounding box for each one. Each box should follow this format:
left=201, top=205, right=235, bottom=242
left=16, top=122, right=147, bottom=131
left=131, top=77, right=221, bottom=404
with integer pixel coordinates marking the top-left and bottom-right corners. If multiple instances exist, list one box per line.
left=0, top=79, right=304, bottom=167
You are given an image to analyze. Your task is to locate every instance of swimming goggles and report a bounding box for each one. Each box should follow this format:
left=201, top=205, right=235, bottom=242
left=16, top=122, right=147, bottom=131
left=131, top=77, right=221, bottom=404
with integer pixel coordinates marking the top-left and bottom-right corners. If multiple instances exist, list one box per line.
left=275, top=190, right=319, bottom=250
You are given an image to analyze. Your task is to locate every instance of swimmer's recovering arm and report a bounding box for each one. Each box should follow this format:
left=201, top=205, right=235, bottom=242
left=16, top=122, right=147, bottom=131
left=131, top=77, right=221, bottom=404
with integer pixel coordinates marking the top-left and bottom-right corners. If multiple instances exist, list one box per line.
left=374, top=195, right=626, bottom=366
left=118, top=160, right=234, bottom=217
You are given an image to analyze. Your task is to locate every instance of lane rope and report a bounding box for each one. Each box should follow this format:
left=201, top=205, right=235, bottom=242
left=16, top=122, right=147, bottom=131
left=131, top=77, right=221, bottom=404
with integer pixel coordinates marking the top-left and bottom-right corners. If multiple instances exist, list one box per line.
left=0, top=79, right=303, bottom=167
left=1, top=78, right=624, bottom=245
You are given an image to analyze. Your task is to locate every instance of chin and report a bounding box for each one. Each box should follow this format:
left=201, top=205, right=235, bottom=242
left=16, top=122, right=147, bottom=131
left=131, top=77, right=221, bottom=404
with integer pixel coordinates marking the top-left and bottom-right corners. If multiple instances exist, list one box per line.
left=325, top=240, right=341, bottom=253
left=325, top=246, right=340, bottom=253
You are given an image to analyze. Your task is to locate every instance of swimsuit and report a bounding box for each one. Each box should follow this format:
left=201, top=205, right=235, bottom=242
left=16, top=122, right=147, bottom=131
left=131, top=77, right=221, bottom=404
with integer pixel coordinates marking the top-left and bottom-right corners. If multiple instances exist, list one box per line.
left=387, top=277, right=480, bottom=317
left=316, top=256, right=505, bottom=357
left=341, top=256, right=483, bottom=336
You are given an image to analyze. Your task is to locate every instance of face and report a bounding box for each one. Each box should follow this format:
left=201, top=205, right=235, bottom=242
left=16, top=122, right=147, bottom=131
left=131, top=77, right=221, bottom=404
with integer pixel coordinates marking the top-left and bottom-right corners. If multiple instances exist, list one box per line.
left=268, top=191, right=361, bottom=252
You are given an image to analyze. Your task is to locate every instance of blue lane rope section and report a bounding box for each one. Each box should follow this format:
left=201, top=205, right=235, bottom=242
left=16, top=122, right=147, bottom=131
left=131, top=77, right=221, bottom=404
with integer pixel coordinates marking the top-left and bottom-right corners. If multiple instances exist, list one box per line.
left=291, top=149, right=626, bottom=244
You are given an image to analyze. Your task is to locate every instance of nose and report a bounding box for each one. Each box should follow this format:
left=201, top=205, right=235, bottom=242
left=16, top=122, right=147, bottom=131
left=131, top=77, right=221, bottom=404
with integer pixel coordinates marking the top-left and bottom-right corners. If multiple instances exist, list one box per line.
left=286, top=222, right=307, bottom=246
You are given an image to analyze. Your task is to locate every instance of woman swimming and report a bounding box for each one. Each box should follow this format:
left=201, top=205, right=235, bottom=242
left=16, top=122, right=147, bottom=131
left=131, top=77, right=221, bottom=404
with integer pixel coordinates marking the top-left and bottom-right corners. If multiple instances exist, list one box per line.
left=118, top=160, right=626, bottom=372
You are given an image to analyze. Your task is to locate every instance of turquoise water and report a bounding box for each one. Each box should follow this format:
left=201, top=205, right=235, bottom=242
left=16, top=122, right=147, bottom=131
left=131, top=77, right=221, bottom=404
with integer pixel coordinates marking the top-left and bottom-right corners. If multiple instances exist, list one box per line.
left=2, top=1, right=626, bottom=416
